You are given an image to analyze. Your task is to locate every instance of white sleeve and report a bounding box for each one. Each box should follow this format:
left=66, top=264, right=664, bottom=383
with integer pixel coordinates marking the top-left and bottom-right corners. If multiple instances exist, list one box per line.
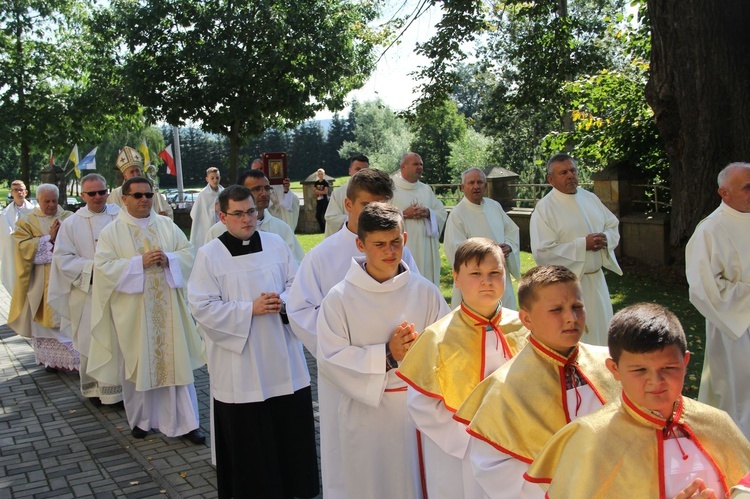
left=188, top=250, right=253, bottom=354
left=163, top=252, right=183, bottom=288
left=407, top=387, right=470, bottom=459
left=114, top=256, right=145, bottom=294
left=316, top=294, right=388, bottom=408
left=425, top=209, right=440, bottom=238
left=469, top=437, right=530, bottom=499
left=530, top=209, right=587, bottom=276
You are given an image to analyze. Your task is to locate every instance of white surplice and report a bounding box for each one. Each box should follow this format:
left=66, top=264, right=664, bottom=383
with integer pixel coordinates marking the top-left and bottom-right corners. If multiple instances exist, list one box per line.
left=323, top=179, right=349, bottom=238
left=686, top=202, right=750, bottom=438
left=287, top=226, right=421, bottom=499
left=530, top=187, right=622, bottom=345
left=391, top=173, right=448, bottom=285
left=443, top=197, right=521, bottom=310
left=268, top=186, right=300, bottom=231
left=204, top=212, right=305, bottom=264
left=88, top=210, right=204, bottom=435
left=0, top=199, right=33, bottom=294
left=189, top=183, right=223, bottom=253
left=189, top=232, right=309, bottom=402
left=48, top=204, right=122, bottom=402
left=317, top=257, right=450, bottom=499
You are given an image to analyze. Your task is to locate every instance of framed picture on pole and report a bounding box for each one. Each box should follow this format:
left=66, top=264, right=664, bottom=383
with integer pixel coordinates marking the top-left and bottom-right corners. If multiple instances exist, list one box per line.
left=263, top=152, right=287, bottom=185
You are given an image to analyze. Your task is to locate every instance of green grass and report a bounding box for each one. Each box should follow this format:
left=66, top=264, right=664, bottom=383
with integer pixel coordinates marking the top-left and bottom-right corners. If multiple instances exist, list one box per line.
left=297, top=232, right=703, bottom=397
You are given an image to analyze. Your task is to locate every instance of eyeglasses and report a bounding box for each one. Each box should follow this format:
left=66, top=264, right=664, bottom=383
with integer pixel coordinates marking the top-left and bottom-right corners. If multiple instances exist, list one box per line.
left=126, top=192, right=154, bottom=199
left=249, top=186, right=273, bottom=193
left=83, top=189, right=108, bottom=197
left=224, top=208, right=257, bottom=219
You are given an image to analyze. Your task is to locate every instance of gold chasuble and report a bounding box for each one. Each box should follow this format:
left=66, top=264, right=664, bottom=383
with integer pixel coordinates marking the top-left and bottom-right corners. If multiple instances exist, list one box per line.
left=397, top=304, right=528, bottom=412
left=8, top=206, right=72, bottom=337
left=88, top=210, right=204, bottom=391
left=526, top=394, right=750, bottom=498
left=454, top=337, right=620, bottom=463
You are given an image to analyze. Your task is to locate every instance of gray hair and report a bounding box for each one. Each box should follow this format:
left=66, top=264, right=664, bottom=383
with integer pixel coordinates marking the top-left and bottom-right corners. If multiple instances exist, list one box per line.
left=461, top=168, right=486, bottom=184
left=35, top=183, right=59, bottom=200
left=81, top=173, right=106, bottom=188
left=546, top=154, right=577, bottom=175
left=718, top=162, right=750, bottom=188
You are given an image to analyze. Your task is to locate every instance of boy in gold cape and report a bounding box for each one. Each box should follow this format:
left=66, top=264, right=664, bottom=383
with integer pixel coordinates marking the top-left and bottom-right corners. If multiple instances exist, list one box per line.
left=525, top=303, right=750, bottom=498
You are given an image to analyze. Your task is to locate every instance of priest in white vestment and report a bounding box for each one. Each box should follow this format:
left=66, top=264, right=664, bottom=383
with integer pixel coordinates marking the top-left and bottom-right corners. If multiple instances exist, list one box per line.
left=48, top=174, right=123, bottom=404
left=391, top=152, right=448, bottom=285
left=323, top=154, right=369, bottom=237
left=686, top=162, right=750, bottom=439
left=317, top=202, right=450, bottom=499
left=88, top=176, right=206, bottom=443
left=1, top=180, right=34, bottom=294
left=530, top=154, right=622, bottom=345
left=251, top=158, right=300, bottom=230
left=188, top=185, right=319, bottom=498
left=444, top=168, right=521, bottom=310
left=8, top=184, right=78, bottom=370
left=287, top=168, right=421, bottom=499
left=189, top=166, right=223, bottom=253
left=204, top=170, right=304, bottom=263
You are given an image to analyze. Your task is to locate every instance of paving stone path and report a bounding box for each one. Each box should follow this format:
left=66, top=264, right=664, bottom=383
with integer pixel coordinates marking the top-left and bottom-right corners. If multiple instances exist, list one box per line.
left=0, top=260, right=322, bottom=498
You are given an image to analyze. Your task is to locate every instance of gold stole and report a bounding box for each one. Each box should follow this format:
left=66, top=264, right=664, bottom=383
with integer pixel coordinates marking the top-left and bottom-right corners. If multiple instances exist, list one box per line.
left=131, top=223, right=176, bottom=387
left=455, top=337, right=620, bottom=462
left=397, top=304, right=528, bottom=412
left=526, top=394, right=750, bottom=498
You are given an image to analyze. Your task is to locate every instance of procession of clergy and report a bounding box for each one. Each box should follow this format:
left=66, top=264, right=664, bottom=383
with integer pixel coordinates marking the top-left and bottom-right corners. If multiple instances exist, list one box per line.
left=2, top=145, right=750, bottom=499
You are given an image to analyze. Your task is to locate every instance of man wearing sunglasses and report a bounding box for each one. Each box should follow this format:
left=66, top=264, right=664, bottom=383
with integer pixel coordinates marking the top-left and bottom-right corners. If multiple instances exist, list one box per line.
left=88, top=175, right=206, bottom=444
left=108, top=146, right=173, bottom=218
left=48, top=173, right=123, bottom=406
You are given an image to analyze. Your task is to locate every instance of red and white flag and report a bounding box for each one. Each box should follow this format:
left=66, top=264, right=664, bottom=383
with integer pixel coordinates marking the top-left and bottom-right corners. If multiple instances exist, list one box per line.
left=158, top=144, right=176, bottom=176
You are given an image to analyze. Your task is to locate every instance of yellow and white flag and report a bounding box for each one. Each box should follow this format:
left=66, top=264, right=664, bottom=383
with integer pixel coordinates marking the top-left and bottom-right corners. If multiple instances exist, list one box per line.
left=69, top=144, right=80, bottom=178
left=139, top=139, right=151, bottom=165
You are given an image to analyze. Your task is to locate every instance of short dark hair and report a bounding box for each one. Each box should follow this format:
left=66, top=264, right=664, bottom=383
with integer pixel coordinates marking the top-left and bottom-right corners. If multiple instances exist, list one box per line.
left=349, top=154, right=369, bottom=165
left=347, top=168, right=393, bottom=201
left=237, top=169, right=266, bottom=186
left=453, top=237, right=505, bottom=273
left=357, top=202, right=403, bottom=241
left=219, top=185, right=254, bottom=213
left=122, top=176, right=153, bottom=195
left=608, top=303, right=687, bottom=363
left=518, top=265, right=579, bottom=311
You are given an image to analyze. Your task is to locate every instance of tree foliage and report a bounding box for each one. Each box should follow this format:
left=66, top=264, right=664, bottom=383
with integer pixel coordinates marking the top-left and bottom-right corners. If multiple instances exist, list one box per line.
left=409, top=98, right=467, bottom=185
left=340, top=99, right=413, bottom=172
left=0, top=0, right=138, bottom=186
left=99, top=0, right=379, bottom=182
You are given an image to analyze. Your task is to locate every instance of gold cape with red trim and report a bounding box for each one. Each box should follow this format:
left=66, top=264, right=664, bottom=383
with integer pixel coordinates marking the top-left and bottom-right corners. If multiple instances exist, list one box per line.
left=396, top=305, right=528, bottom=412
left=526, top=394, right=750, bottom=498
left=454, top=338, right=620, bottom=462
left=8, top=207, right=72, bottom=336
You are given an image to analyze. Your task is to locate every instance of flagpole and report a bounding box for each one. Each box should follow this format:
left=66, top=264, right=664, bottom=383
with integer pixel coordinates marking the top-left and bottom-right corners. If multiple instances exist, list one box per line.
left=172, top=126, right=184, bottom=204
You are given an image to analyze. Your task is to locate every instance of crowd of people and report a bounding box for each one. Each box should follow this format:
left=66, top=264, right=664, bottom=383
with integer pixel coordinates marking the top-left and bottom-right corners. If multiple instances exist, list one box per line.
left=1, top=148, right=749, bottom=499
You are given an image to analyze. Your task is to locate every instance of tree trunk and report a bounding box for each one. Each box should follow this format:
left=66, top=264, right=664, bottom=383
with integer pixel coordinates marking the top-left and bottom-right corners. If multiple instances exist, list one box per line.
left=645, top=1, right=750, bottom=257
left=228, top=120, right=241, bottom=183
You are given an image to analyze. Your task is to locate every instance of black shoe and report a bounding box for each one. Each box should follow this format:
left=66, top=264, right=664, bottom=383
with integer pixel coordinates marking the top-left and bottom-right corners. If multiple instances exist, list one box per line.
left=131, top=426, right=148, bottom=439
left=45, top=366, right=59, bottom=373
left=183, top=429, right=206, bottom=445
left=88, top=397, right=102, bottom=407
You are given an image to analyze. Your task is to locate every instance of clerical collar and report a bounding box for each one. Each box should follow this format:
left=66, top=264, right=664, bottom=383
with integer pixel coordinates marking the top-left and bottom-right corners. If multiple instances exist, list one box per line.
left=219, top=230, right=262, bottom=256
left=85, top=205, right=107, bottom=214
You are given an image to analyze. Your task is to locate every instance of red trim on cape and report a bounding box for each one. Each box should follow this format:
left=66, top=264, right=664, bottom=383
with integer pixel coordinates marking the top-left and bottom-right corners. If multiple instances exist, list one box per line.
left=466, top=427, right=533, bottom=464
left=395, top=369, right=459, bottom=413
left=416, top=430, right=429, bottom=499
